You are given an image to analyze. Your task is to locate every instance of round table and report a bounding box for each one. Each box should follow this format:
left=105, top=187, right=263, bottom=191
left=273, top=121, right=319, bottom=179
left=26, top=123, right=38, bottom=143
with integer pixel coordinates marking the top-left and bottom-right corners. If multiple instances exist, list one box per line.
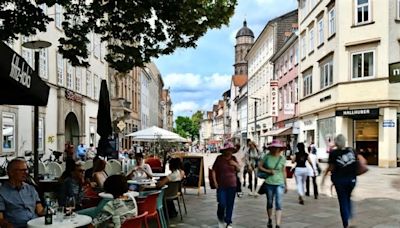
left=27, top=214, right=92, bottom=228
left=127, top=179, right=157, bottom=185
left=152, top=173, right=167, bottom=178
left=99, top=191, right=139, bottom=199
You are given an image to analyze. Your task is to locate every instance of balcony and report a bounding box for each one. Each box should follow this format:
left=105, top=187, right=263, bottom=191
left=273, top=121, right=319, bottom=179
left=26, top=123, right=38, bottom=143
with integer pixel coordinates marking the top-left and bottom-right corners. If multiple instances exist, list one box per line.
left=111, top=97, right=131, bottom=121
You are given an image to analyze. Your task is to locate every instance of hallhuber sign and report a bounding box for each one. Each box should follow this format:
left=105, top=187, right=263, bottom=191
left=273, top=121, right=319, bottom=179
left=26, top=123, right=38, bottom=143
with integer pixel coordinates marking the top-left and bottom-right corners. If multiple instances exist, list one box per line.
left=335, top=108, right=379, bottom=119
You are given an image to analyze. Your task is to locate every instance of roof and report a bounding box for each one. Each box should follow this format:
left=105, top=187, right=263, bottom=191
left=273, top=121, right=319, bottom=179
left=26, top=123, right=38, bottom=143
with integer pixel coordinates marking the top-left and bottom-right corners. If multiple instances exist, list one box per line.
left=232, top=74, right=247, bottom=87
left=236, top=20, right=254, bottom=38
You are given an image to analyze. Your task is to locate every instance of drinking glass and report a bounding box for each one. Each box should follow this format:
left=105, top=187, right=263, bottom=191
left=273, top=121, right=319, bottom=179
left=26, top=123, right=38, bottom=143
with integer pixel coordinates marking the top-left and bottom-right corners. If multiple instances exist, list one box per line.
left=65, top=196, right=76, bottom=219
left=56, top=206, right=64, bottom=222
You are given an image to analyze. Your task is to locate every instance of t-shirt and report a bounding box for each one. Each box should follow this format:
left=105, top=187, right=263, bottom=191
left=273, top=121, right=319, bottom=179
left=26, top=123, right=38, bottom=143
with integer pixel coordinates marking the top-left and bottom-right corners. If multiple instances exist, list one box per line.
left=328, top=147, right=357, bottom=180
left=262, top=154, right=286, bottom=186
left=212, top=155, right=237, bottom=188
left=167, top=170, right=183, bottom=182
left=131, top=163, right=153, bottom=180
left=295, top=152, right=309, bottom=167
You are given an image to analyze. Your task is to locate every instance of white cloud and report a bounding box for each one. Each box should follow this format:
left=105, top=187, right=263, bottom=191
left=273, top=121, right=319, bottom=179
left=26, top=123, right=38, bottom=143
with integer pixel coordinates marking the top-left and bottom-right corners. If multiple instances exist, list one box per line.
left=164, top=72, right=231, bottom=91
left=163, top=73, right=202, bottom=89
left=172, top=101, right=200, bottom=113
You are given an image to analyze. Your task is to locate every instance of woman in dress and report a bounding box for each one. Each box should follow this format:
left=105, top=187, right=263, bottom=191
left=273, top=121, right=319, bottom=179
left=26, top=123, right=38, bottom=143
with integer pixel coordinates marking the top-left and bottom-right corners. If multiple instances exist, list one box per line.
left=258, top=139, right=287, bottom=228
left=212, top=141, right=240, bottom=228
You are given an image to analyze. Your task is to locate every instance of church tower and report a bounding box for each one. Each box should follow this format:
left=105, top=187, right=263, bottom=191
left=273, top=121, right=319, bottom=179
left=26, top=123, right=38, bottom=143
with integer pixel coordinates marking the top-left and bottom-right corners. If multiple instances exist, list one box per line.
left=234, top=20, right=254, bottom=75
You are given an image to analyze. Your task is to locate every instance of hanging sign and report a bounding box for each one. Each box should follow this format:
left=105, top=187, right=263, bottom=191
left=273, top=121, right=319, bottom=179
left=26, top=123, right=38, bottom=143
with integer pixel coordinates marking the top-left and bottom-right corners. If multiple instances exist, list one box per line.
left=270, top=80, right=278, bottom=117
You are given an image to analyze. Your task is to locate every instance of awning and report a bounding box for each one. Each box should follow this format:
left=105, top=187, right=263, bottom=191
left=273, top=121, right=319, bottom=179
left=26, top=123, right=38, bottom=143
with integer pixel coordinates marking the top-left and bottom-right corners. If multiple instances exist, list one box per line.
left=262, top=127, right=293, bottom=137
left=0, top=42, right=50, bottom=106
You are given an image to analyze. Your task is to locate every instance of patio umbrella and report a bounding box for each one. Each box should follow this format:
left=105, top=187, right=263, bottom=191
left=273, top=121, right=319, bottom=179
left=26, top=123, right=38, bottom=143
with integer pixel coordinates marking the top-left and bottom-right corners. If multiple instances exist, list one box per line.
left=126, top=126, right=187, bottom=142
left=96, top=80, right=113, bottom=157
left=0, top=42, right=50, bottom=105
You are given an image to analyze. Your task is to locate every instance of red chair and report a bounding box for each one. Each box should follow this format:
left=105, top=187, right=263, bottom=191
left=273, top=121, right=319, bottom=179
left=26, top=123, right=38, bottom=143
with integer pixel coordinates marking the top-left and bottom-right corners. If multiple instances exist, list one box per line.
left=145, top=156, right=163, bottom=173
left=122, top=211, right=149, bottom=228
left=137, top=191, right=161, bottom=228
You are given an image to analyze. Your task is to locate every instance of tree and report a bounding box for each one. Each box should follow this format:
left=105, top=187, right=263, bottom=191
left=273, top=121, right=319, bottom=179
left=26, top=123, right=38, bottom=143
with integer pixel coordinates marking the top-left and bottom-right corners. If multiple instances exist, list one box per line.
left=1, top=0, right=237, bottom=72
left=191, top=110, right=203, bottom=141
left=174, top=116, right=192, bottom=140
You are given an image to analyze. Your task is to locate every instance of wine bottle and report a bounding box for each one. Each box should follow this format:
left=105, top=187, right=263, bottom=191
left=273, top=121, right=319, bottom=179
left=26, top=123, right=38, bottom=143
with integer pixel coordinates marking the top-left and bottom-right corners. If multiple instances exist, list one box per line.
left=44, top=198, right=53, bottom=225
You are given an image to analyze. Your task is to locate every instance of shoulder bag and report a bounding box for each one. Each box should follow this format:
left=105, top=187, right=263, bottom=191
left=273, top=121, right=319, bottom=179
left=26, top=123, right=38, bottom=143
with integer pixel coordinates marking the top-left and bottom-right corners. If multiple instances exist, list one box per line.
left=257, top=155, right=282, bottom=179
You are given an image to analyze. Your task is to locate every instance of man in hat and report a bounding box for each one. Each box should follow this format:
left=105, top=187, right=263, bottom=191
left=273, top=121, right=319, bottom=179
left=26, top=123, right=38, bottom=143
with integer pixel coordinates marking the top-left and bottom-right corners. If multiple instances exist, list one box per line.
left=212, top=141, right=240, bottom=228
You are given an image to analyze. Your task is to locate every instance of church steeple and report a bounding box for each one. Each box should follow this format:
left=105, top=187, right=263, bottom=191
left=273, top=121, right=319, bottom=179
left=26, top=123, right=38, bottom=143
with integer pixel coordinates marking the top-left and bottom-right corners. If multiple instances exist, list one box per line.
left=234, top=19, right=254, bottom=75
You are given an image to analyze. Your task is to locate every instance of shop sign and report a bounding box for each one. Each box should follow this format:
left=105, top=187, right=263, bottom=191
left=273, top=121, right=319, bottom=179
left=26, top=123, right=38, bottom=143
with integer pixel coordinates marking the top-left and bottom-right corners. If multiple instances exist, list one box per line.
left=270, top=80, right=278, bottom=117
left=389, top=62, right=400, bottom=83
left=284, top=103, right=295, bottom=115
left=304, top=120, right=313, bottom=126
left=65, top=90, right=83, bottom=103
left=335, top=108, right=379, bottom=118
left=383, top=120, right=395, bottom=128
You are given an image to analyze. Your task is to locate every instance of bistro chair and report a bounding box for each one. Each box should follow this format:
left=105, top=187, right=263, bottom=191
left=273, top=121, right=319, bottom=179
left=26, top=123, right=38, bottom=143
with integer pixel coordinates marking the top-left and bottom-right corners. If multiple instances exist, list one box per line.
left=178, top=179, right=187, bottom=215
left=122, top=211, right=149, bottom=228
left=137, top=191, right=162, bottom=228
left=47, top=162, right=62, bottom=178
left=38, top=162, right=47, bottom=175
left=164, top=181, right=183, bottom=221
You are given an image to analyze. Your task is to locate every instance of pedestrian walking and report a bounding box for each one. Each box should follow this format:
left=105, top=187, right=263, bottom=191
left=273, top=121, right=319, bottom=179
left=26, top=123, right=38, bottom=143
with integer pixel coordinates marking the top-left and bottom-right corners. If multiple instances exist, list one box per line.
left=305, top=145, right=319, bottom=199
left=233, top=142, right=246, bottom=198
left=321, top=134, right=358, bottom=228
left=291, top=142, right=315, bottom=205
left=242, top=139, right=251, bottom=189
left=212, top=141, right=240, bottom=228
left=76, top=143, right=86, bottom=161
left=258, top=139, right=287, bottom=228
left=245, top=141, right=260, bottom=196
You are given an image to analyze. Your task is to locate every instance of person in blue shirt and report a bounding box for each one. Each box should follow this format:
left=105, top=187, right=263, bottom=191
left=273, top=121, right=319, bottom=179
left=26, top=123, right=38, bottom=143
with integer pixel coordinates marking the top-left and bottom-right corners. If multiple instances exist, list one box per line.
left=76, top=143, right=86, bottom=161
left=0, top=158, right=44, bottom=228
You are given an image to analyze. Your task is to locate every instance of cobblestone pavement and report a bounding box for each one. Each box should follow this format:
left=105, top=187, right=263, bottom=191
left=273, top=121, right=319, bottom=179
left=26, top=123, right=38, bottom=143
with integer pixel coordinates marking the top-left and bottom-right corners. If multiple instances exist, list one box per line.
left=167, top=153, right=400, bottom=228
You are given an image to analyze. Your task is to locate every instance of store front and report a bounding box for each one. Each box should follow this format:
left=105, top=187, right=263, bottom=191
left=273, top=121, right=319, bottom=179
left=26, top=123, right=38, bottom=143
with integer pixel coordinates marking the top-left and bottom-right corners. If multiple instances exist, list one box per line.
left=336, top=108, right=379, bottom=165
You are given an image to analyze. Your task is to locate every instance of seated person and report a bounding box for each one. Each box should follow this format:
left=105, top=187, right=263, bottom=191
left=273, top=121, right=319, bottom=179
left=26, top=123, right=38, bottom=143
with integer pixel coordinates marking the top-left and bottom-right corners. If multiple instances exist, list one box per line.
left=156, top=157, right=185, bottom=218
left=85, top=156, right=101, bottom=183
left=0, top=158, right=44, bottom=228
left=92, top=159, right=108, bottom=189
left=58, top=162, right=85, bottom=210
left=91, top=175, right=138, bottom=228
left=126, top=152, right=153, bottom=180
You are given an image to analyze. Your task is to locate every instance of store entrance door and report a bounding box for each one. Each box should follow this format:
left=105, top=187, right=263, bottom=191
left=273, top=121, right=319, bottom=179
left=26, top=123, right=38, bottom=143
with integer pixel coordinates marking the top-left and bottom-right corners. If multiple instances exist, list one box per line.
left=354, top=119, right=378, bottom=165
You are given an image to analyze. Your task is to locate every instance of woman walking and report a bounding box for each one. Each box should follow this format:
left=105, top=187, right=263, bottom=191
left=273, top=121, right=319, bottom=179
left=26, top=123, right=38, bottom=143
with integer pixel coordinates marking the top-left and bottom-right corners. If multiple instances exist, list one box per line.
left=212, top=141, right=240, bottom=228
left=322, top=134, right=358, bottom=228
left=245, top=141, right=260, bottom=195
left=305, top=146, right=319, bottom=199
left=258, top=140, right=287, bottom=228
left=292, top=142, right=315, bottom=205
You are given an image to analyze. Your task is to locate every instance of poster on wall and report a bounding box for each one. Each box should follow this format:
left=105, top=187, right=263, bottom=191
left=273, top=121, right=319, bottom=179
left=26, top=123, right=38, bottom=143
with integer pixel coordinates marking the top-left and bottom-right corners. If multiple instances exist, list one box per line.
left=270, top=80, right=278, bottom=117
left=284, top=103, right=295, bottom=115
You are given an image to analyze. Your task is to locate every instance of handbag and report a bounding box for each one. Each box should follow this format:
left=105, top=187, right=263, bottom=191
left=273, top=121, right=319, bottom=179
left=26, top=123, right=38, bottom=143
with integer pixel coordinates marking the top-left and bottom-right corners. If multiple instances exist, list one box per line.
left=257, top=155, right=282, bottom=179
left=316, top=163, right=322, bottom=176
left=356, top=154, right=368, bottom=176
left=285, top=166, right=294, bottom=179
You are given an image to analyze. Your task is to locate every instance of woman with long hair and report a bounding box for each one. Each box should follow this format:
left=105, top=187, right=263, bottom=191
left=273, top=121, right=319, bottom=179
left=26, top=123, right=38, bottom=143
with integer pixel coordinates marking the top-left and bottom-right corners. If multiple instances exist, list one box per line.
left=92, top=159, right=108, bottom=189
left=245, top=141, right=260, bottom=196
left=292, top=142, right=315, bottom=205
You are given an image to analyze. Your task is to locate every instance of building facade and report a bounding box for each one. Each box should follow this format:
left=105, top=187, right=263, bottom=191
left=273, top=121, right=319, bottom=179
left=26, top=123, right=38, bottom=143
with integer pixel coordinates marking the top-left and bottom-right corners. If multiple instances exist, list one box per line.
left=297, top=0, right=400, bottom=167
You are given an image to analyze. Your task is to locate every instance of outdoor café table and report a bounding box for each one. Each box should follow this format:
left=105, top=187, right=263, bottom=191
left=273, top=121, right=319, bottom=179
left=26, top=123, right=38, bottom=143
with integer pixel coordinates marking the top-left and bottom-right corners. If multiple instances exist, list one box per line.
left=128, top=179, right=157, bottom=186
left=152, top=173, right=167, bottom=178
left=99, top=191, right=139, bottom=199
left=27, top=214, right=92, bottom=228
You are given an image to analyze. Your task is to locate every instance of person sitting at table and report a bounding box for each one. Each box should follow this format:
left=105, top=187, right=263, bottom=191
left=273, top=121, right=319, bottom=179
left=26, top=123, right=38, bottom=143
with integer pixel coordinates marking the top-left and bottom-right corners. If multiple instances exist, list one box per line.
left=0, top=158, right=45, bottom=228
left=126, top=152, right=153, bottom=180
left=85, top=156, right=101, bottom=183
left=90, top=175, right=138, bottom=228
left=58, top=162, right=85, bottom=210
left=156, top=157, right=185, bottom=218
left=92, top=159, right=108, bottom=189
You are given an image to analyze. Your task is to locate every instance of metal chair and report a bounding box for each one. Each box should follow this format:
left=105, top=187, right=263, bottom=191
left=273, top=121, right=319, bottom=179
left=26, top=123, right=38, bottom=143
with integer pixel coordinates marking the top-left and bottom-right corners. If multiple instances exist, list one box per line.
left=164, top=181, right=183, bottom=221
left=121, top=211, right=149, bottom=228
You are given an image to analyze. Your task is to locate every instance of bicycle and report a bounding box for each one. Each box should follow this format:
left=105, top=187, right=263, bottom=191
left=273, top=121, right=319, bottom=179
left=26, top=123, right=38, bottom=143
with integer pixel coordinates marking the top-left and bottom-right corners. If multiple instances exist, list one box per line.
left=0, top=152, right=14, bottom=176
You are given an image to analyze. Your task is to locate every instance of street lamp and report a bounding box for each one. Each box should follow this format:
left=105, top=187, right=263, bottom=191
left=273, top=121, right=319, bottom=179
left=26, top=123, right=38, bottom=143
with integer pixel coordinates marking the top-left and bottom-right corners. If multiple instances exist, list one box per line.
left=250, top=96, right=261, bottom=145
left=22, top=40, right=51, bottom=181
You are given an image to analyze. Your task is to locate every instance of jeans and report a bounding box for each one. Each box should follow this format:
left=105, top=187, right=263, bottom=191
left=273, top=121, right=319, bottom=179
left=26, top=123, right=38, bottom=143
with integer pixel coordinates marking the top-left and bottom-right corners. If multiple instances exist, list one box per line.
left=333, top=177, right=356, bottom=228
left=306, top=176, right=318, bottom=197
left=265, top=184, right=285, bottom=210
left=294, top=167, right=308, bottom=196
left=217, top=187, right=236, bottom=225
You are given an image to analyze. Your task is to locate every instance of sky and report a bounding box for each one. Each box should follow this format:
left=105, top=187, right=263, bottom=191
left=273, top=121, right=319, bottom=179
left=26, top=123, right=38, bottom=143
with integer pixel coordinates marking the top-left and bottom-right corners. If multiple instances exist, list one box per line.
left=154, top=0, right=297, bottom=118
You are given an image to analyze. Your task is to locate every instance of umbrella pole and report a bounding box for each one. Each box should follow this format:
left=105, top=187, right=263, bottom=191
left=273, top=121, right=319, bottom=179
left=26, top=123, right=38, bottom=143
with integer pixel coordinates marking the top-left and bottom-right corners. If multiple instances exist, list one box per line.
left=33, top=51, right=40, bottom=181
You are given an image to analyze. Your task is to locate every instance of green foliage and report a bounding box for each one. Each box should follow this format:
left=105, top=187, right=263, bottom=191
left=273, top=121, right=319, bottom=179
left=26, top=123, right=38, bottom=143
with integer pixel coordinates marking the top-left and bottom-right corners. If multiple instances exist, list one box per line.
left=1, top=0, right=237, bottom=72
left=174, top=111, right=203, bottom=141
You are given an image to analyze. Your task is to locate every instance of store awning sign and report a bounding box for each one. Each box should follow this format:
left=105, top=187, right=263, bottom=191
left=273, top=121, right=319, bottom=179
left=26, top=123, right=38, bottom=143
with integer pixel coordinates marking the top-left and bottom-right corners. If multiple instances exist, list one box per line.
left=335, top=108, right=379, bottom=119
left=389, top=62, right=400, bottom=83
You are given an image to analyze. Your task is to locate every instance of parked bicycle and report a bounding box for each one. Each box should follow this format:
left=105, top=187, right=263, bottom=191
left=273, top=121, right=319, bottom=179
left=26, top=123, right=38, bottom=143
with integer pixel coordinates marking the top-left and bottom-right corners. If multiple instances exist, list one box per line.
left=40, top=149, right=63, bottom=164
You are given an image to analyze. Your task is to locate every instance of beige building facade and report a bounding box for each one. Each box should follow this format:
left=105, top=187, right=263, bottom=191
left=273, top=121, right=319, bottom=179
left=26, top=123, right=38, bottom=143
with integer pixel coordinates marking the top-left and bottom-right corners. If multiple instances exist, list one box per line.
left=298, top=0, right=400, bottom=167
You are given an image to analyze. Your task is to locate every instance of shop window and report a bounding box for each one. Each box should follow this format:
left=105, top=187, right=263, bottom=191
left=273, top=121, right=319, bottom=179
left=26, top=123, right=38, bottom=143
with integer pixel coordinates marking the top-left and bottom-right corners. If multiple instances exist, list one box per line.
left=2, top=113, right=15, bottom=152
left=317, top=117, right=336, bottom=150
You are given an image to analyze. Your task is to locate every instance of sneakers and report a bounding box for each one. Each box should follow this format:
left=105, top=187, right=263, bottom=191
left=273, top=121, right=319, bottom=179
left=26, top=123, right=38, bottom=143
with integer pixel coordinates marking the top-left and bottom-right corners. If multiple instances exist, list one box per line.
left=218, top=220, right=225, bottom=228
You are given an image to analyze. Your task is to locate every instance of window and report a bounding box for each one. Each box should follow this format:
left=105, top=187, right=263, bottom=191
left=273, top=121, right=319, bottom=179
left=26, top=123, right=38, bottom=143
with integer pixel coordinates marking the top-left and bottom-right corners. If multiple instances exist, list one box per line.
left=66, top=63, right=74, bottom=89
left=317, top=18, right=324, bottom=45
left=288, top=82, right=293, bottom=104
left=294, top=78, right=299, bottom=102
left=21, top=36, right=33, bottom=67
left=93, top=74, right=99, bottom=98
left=86, top=70, right=92, bottom=97
left=279, top=88, right=283, bottom=110
left=39, top=49, right=48, bottom=79
left=320, top=59, right=333, bottom=89
left=56, top=53, right=64, bottom=86
left=301, top=34, right=307, bottom=59
left=303, top=73, right=313, bottom=97
left=295, top=45, right=299, bottom=64
left=328, top=8, right=336, bottom=36
left=309, top=28, right=314, bottom=53
left=55, top=4, right=63, bottom=29
left=2, top=113, right=15, bottom=151
left=38, top=3, right=47, bottom=15
left=289, top=49, right=293, bottom=68
left=38, top=118, right=44, bottom=152
left=75, top=68, right=81, bottom=93
left=352, top=50, right=374, bottom=79
left=355, top=0, right=370, bottom=24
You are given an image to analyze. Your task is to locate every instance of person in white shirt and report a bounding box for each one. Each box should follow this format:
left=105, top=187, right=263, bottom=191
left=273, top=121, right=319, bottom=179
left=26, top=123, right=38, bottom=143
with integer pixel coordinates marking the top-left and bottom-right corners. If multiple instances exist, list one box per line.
left=126, top=153, right=153, bottom=180
left=305, top=145, right=319, bottom=199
